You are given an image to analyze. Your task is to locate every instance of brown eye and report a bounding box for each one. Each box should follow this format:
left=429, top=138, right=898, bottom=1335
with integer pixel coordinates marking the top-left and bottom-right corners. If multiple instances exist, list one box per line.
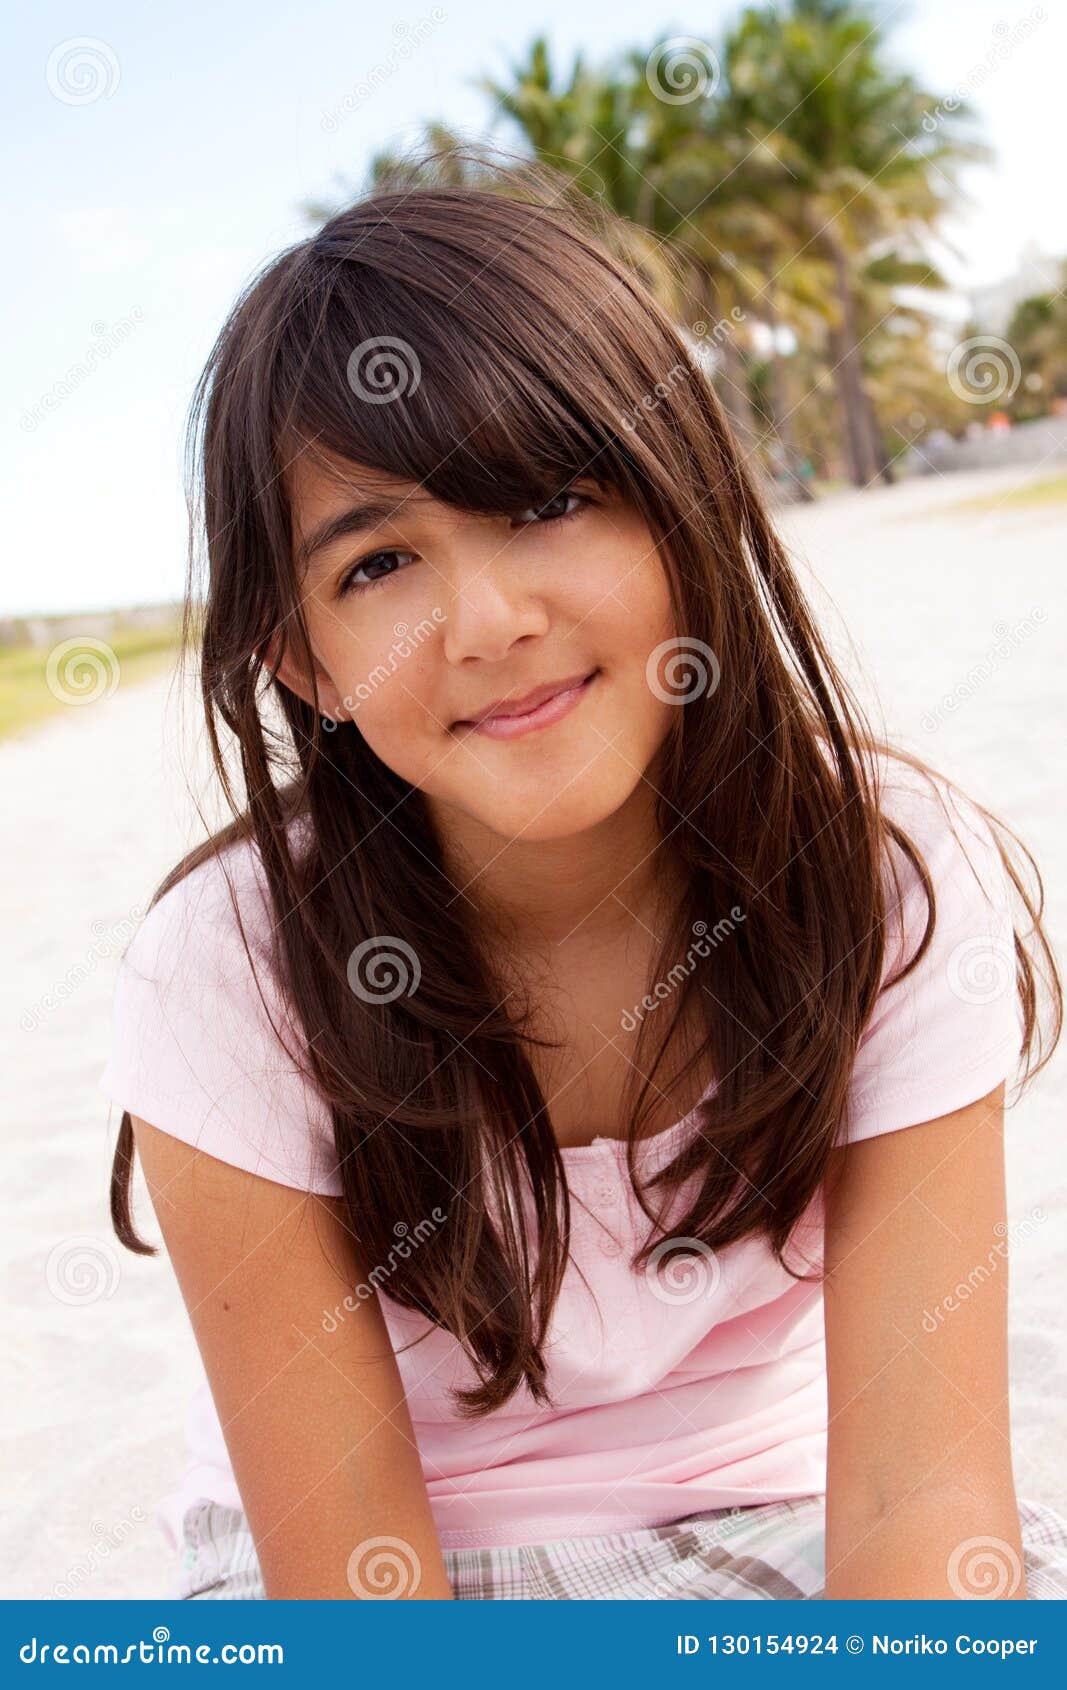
left=338, top=550, right=416, bottom=598
left=513, top=489, right=590, bottom=526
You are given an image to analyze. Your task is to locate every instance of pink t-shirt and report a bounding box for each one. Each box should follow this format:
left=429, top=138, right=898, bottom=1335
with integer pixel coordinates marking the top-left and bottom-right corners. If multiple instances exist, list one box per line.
left=98, top=763, right=1023, bottom=1553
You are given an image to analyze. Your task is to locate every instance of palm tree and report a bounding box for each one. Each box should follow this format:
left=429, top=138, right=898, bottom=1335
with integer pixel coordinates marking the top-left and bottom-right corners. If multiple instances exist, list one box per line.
left=301, top=3, right=987, bottom=494
left=649, top=113, right=830, bottom=498
left=718, top=0, right=989, bottom=484
left=477, top=36, right=775, bottom=461
left=475, top=38, right=686, bottom=300
left=1005, top=271, right=1067, bottom=419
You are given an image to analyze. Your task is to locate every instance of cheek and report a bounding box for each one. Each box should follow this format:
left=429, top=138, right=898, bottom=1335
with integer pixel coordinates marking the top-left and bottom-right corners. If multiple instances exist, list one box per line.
left=576, top=539, right=678, bottom=669
left=559, top=549, right=678, bottom=761
left=360, top=662, right=439, bottom=765
left=314, top=615, right=436, bottom=770
left=580, top=512, right=674, bottom=611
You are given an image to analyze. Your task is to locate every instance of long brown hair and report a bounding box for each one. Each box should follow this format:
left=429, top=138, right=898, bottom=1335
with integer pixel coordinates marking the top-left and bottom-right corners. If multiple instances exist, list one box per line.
left=108, top=151, right=1061, bottom=1416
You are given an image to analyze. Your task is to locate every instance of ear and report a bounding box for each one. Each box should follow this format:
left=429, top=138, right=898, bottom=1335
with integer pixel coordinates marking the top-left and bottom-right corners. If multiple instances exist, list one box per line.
left=259, top=628, right=348, bottom=722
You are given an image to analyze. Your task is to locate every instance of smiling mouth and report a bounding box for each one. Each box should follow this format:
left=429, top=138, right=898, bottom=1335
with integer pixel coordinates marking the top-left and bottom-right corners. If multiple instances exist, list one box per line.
left=452, top=668, right=600, bottom=740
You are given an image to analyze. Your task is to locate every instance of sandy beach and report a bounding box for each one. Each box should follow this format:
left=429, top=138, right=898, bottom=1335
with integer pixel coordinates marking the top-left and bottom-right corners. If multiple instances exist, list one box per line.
left=5, top=463, right=1065, bottom=1599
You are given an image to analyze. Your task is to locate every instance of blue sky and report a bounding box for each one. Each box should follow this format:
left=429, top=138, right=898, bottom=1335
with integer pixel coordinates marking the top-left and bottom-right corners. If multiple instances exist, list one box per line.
left=6, top=0, right=1064, bottom=616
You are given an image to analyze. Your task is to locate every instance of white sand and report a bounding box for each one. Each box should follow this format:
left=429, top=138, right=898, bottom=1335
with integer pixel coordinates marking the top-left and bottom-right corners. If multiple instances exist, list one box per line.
left=4, top=463, right=1064, bottom=1599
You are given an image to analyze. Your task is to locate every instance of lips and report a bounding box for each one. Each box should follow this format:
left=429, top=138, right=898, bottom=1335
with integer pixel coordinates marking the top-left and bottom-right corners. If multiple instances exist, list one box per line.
left=453, top=669, right=599, bottom=729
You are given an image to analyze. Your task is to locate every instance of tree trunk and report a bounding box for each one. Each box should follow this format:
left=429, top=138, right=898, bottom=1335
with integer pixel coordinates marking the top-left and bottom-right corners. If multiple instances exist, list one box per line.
left=696, top=267, right=759, bottom=457
left=823, top=230, right=880, bottom=486
left=763, top=290, right=815, bottom=502
left=860, top=382, right=895, bottom=484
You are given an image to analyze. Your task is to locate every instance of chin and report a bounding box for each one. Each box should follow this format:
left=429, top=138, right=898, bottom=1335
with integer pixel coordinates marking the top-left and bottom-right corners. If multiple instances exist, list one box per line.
left=475, top=772, right=642, bottom=845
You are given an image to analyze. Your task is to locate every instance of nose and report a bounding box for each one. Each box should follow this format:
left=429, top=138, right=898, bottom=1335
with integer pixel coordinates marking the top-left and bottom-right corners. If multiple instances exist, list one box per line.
left=440, top=554, right=550, bottom=665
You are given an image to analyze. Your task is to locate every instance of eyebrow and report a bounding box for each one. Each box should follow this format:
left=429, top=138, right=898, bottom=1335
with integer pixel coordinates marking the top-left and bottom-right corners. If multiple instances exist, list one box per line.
left=296, top=494, right=426, bottom=575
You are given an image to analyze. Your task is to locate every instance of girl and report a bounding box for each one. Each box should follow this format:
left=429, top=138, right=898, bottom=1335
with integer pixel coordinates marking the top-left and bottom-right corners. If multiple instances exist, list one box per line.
left=100, top=158, right=1067, bottom=1601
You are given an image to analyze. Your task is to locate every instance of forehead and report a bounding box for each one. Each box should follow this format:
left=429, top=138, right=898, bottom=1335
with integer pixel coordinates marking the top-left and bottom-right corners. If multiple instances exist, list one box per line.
left=288, top=448, right=443, bottom=579
left=288, top=447, right=429, bottom=526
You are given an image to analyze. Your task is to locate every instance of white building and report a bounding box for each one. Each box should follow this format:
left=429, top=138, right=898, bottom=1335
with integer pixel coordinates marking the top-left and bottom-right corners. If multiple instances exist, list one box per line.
left=969, top=241, right=1064, bottom=335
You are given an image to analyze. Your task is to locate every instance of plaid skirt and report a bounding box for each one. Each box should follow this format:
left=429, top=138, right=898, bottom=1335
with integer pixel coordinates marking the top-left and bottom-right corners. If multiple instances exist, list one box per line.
left=174, top=1492, right=1067, bottom=1600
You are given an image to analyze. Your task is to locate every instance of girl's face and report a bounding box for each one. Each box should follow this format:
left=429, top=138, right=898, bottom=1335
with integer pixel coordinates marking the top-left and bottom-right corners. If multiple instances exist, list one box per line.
left=275, top=452, right=681, bottom=844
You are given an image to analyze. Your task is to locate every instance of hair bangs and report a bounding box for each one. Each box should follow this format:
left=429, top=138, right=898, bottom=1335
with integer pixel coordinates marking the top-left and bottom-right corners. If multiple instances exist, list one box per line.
left=270, top=235, right=634, bottom=525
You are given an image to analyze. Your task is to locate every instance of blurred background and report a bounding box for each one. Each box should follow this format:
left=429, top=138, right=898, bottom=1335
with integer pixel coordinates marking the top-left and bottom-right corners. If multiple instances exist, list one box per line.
left=4, top=0, right=1065, bottom=1598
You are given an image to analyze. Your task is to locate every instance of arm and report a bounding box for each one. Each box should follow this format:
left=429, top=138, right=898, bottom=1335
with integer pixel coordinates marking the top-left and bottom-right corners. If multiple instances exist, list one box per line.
left=131, top=1115, right=455, bottom=1600
left=822, top=1083, right=1026, bottom=1600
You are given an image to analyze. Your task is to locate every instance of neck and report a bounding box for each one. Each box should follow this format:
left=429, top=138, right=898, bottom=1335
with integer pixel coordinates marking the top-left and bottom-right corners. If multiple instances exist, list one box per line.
left=432, top=779, right=685, bottom=952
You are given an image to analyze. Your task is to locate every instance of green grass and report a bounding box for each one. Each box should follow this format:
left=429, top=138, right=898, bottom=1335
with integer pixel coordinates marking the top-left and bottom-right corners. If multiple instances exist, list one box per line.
left=0, top=618, right=183, bottom=744
left=948, top=470, right=1067, bottom=515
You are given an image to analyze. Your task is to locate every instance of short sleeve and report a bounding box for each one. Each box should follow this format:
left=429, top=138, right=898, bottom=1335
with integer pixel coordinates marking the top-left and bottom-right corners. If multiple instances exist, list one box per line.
left=98, top=843, right=344, bottom=1196
left=838, top=767, right=1024, bottom=1147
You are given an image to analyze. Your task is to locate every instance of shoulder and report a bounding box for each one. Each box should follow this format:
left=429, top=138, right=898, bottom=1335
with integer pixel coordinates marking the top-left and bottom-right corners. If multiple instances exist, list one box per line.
left=839, top=754, right=1022, bottom=1146
left=120, top=808, right=318, bottom=998
left=875, top=753, right=1006, bottom=879
left=100, top=813, right=342, bottom=1196
left=874, top=754, right=1012, bottom=970
left=121, top=825, right=280, bottom=984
